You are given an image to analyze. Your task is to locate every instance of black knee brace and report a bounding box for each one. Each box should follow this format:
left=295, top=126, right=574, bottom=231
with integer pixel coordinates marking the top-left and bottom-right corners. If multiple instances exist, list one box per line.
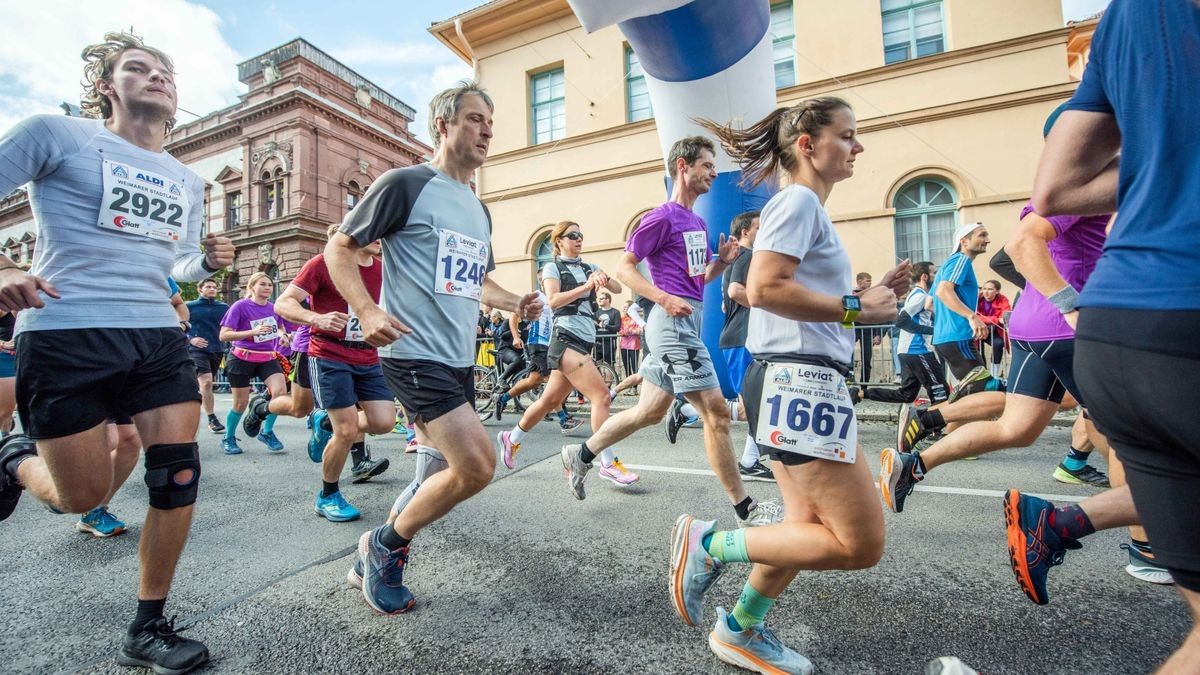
left=144, top=443, right=201, bottom=510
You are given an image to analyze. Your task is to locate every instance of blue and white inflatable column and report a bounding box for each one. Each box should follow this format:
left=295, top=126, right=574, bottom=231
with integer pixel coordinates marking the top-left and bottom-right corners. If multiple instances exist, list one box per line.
left=569, top=0, right=777, bottom=398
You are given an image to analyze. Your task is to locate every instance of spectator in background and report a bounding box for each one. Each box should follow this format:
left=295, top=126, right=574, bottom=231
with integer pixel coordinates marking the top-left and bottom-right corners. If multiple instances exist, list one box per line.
left=593, top=292, right=621, bottom=367
left=977, top=279, right=1011, bottom=378
left=618, top=300, right=642, bottom=379
left=853, top=271, right=881, bottom=382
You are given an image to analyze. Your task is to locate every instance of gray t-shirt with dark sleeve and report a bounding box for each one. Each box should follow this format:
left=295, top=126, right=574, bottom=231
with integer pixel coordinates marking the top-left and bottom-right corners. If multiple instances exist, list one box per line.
left=339, top=163, right=494, bottom=367
left=0, top=115, right=209, bottom=333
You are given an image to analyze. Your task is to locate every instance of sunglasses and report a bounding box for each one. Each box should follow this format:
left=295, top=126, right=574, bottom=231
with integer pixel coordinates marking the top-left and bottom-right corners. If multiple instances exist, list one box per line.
left=560, top=232, right=584, bottom=241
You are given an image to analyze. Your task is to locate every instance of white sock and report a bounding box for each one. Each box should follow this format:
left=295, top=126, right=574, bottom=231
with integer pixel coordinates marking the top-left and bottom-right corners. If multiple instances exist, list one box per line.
left=728, top=399, right=739, bottom=421
left=680, top=402, right=698, bottom=418
left=600, top=447, right=616, bottom=466
left=509, top=424, right=527, bottom=444
left=740, top=435, right=760, bottom=468
left=990, top=363, right=1002, bottom=377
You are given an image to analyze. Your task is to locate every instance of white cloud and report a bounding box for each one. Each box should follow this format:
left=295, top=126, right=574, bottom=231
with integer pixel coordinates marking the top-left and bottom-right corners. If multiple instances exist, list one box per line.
left=331, top=40, right=454, bottom=68
left=0, top=0, right=244, bottom=135
left=396, top=62, right=475, bottom=146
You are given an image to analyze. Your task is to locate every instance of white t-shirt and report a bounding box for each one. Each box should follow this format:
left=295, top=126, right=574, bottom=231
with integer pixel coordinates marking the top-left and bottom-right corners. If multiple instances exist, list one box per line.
left=746, top=184, right=854, bottom=363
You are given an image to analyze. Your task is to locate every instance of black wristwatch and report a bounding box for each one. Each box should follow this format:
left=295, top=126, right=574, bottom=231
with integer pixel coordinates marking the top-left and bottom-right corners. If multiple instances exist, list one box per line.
left=840, top=295, right=861, bottom=328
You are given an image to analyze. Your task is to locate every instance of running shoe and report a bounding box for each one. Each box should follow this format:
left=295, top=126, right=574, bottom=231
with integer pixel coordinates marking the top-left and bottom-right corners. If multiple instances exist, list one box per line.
left=682, top=415, right=702, bottom=428
left=847, top=386, right=862, bottom=406
left=314, top=490, right=361, bottom=522
left=350, top=457, right=390, bottom=484
left=947, top=365, right=993, bottom=404
left=560, top=444, right=592, bottom=500
left=0, top=434, right=35, bottom=521
left=207, top=417, right=225, bottom=435
left=708, top=606, right=814, bottom=675
left=497, top=430, right=520, bottom=470
left=896, top=404, right=931, bottom=455
left=1052, top=463, right=1110, bottom=488
left=737, top=498, right=785, bottom=528
left=405, top=437, right=419, bottom=454
left=118, top=616, right=209, bottom=675
left=220, top=437, right=243, bottom=456
left=665, top=398, right=686, bottom=444
left=925, top=656, right=979, bottom=675
left=76, top=506, right=126, bottom=537
left=669, top=514, right=723, bottom=626
left=257, top=431, right=284, bottom=453
left=390, top=418, right=404, bottom=434
left=492, top=393, right=507, bottom=422
left=1119, top=543, right=1175, bottom=585
left=608, top=386, right=617, bottom=402
left=307, top=410, right=332, bottom=463
left=241, top=393, right=270, bottom=438
left=1002, top=489, right=1079, bottom=605
left=879, top=447, right=923, bottom=513
left=559, top=416, right=583, bottom=434
left=597, top=458, right=640, bottom=486
left=359, top=527, right=416, bottom=614
left=347, top=556, right=365, bottom=589
left=739, top=461, right=775, bottom=482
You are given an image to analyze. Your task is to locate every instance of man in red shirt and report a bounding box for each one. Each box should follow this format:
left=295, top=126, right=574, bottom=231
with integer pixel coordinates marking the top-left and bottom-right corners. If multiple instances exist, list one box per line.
left=275, top=225, right=396, bottom=522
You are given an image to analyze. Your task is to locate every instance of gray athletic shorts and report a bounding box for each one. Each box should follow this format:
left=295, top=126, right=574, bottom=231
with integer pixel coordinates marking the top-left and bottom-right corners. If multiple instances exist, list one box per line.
left=638, top=298, right=718, bottom=395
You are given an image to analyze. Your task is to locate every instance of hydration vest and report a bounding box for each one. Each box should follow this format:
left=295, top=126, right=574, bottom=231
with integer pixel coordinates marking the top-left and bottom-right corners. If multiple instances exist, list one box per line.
left=553, top=257, right=596, bottom=318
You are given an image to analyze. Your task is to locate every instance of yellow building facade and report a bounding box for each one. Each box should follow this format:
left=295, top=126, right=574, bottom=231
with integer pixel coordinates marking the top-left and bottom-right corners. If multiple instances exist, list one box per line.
left=431, top=0, right=1096, bottom=300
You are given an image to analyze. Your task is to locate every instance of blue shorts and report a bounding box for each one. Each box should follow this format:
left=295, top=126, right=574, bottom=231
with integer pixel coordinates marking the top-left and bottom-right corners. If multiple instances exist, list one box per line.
left=0, top=351, right=14, bottom=378
left=311, top=357, right=393, bottom=411
left=1008, top=339, right=1082, bottom=405
left=722, top=347, right=753, bottom=395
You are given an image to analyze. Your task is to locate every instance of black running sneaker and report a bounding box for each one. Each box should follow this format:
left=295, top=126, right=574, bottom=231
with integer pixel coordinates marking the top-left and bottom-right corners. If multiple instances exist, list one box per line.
left=241, top=394, right=270, bottom=438
left=664, top=398, right=686, bottom=445
left=739, top=460, right=776, bottom=482
left=492, top=393, right=507, bottom=422
left=118, top=617, right=209, bottom=675
left=351, top=457, right=390, bottom=484
left=1052, top=463, right=1110, bottom=488
left=207, top=417, right=225, bottom=435
left=896, top=404, right=931, bottom=455
left=879, top=447, right=923, bottom=513
left=0, top=435, right=36, bottom=521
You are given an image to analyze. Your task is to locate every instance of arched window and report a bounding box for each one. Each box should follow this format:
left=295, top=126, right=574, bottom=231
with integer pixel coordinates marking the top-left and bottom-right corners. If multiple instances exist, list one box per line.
left=346, top=180, right=363, bottom=212
left=533, top=232, right=555, bottom=288
left=893, top=178, right=958, bottom=264
left=261, top=168, right=285, bottom=221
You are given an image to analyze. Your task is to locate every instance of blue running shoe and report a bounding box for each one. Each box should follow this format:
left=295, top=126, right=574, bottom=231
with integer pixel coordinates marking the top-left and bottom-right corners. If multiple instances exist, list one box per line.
left=220, top=437, right=243, bottom=455
left=257, top=430, right=284, bottom=453
left=347, top=556, right=365, bottom=589
left=1003, top=489, right=1079, bottom=605
left=314, top=490, right=361, bottom=522
left=76, top=506, right=126, bottom=537
left=308, top=410, right=332, bottom=463
left=359, top=527, right=416, bottom=614
left=669, top=514, right=724, bottom=627
left=708, top=606, right=813, bottom=675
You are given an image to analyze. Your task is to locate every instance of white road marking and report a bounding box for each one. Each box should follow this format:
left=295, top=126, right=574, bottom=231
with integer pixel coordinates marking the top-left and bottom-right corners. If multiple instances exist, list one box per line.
left=622, top=463, right=1084, bottom=503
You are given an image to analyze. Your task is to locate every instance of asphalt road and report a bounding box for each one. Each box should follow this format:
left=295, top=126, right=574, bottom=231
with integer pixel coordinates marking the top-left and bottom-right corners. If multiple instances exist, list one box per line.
left=0, top=394, right=1189, bottom=674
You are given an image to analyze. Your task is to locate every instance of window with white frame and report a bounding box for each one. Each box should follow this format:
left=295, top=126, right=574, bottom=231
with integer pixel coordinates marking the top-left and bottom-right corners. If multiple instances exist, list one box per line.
left=771, top=2, right=796, bottom=88
left=625, top=47, right=653, bottom=123
left=531, top=69, right=566, bottom=144
left=893, top=178, right=958, bottom=263
left=882, top=0, right=945, bottom=65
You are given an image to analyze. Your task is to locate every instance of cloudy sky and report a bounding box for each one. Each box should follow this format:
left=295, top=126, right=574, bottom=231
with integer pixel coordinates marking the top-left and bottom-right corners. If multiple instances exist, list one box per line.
left=0, top=0, right=1110, bottom=144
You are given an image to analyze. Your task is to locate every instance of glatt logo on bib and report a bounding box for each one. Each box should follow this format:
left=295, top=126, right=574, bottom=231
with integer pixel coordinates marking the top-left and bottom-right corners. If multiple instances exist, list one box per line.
left=445, top=281, right=461, bottom=293
left=769, top=430, right=798, bottom=446
left=113, top=216, right=140, bottom=230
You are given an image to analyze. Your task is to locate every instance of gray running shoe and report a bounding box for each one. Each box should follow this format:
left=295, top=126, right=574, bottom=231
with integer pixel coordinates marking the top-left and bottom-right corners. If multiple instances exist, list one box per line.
left=669, top=514, right=723, bottom=626
left=739, top=461, right=775, bottom=482
left=737, top=498, right=784, bottom=528
left=947, top=366, right=993, bottom=403
left=560, top=444, right=592, bottom=500
left=665, top=398, right=685, bottom=444
left=350, top=457, right=390, bottom=484
left=1119, top=543, right=1175, bottom=585
left=709, top=606, right=814, bottom=675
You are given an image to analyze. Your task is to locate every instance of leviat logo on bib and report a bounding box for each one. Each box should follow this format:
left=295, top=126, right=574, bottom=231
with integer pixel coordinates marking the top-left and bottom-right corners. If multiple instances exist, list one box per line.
left=755, top=362, right=858, bottom=463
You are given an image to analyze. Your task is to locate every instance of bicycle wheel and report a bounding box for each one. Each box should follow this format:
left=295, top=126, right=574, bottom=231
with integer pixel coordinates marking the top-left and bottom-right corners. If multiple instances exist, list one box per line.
left=596, top=361, right=619, bottom=391
left=473, top=365, right=498, bottom=414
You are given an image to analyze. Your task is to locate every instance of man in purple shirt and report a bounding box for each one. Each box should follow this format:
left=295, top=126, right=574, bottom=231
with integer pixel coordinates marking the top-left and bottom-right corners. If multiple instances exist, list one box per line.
left=560, top=136, right=779, bottom=527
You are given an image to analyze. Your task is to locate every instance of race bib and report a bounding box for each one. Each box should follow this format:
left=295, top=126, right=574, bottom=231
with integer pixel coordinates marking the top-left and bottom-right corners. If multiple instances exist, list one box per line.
left=344, top=308, right=364, bottom=342
left=683, top=231, right=707, bottom=277
left=99, top=159, right=189, bottom=242
left=250, top=316, right=279, bottom=344
left=435, top=229, right=488, bottom=300
left=755, top=362, right=857, bottom=463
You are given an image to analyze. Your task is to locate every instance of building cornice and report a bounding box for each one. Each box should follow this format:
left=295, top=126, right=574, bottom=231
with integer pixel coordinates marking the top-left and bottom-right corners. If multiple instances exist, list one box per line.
left=430, top=0, right=572, bottom=63
left=481, top=158, right=661, bottom=203
left=484, top=118, right=657, bottom=168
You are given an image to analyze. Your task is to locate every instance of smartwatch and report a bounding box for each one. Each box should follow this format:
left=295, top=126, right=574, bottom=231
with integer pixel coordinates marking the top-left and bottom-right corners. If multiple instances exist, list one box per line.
left=840, top=295, right=861, bottom=328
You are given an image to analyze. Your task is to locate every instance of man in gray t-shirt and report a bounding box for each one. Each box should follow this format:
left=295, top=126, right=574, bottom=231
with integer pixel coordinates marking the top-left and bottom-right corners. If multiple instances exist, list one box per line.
left=0, top=33, right=233, bottom=673
left=326, top=82, right=543, bottom=616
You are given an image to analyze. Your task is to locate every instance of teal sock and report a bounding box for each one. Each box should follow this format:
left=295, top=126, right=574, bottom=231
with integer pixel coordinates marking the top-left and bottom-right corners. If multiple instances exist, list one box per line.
left=499, top=393, right=510, bottom=404
left=703, top=529, right=750, bottom=564
left=557, top=409, right=569, bottom=423
left=729, top=582, right=776, bottom=631
left=225, top=410, right=243, bottom=440
left=262, top=414, right=277, bottom=434
left=1063, top=446, right=1090, bottom=471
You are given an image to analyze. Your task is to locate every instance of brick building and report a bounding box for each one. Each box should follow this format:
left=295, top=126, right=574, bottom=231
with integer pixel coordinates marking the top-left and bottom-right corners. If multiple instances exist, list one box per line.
left=0, top=38, right=432, bottom=302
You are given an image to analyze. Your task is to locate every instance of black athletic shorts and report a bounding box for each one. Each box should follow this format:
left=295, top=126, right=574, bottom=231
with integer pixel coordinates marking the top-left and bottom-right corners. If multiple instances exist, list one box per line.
left=189, top=348, right=223, bottom=377
left=1076, top=331, right=1200, bottom=590
left=1007, top=339, right=1081, bottom=405
left=291, top=351, right=312, bottom=389
left=224, top=352, right=284, bottom=388
left=548, top=327, right=593, bottom=371
left=933, top=339, right=984, bottom=380
left=527, top=344, right=550, bottom=377
left=742, top=359, right=819, bottom=466
left=381, top=358, right=474, bottom=425
left=16, top=327, right=200, bottom=440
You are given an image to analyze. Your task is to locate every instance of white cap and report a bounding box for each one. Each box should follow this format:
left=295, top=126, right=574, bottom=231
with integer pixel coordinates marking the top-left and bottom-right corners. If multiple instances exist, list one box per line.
left=952, top=222, right=985, bottom=244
